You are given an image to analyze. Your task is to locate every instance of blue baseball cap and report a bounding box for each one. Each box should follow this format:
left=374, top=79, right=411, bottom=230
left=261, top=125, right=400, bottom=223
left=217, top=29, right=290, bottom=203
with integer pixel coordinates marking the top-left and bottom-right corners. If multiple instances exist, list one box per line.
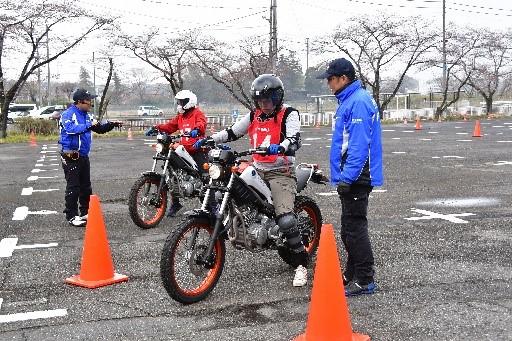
left=316, top=58, right=355, bottom=79
left=72, top=88, right=98, bottom=102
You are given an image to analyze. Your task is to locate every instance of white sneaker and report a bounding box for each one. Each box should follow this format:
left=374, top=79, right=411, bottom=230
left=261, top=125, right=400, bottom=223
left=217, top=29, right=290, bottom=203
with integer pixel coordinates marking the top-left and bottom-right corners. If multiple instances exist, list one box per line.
left=293, top=265, right=308, bottom=287
left=68, top=216, right=86, bottom=227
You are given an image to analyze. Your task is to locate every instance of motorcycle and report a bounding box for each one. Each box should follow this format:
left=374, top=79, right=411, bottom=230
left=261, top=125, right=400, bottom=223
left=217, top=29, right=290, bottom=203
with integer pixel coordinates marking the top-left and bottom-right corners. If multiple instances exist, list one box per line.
left=160, top=143, right=329, bottom=304
left=128, top=132, right=209, bottom=229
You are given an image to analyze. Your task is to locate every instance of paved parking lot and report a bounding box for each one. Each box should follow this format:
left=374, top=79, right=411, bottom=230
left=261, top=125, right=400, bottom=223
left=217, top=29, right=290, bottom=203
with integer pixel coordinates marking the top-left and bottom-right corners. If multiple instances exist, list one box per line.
left=0, top=119, right=511, bottom=340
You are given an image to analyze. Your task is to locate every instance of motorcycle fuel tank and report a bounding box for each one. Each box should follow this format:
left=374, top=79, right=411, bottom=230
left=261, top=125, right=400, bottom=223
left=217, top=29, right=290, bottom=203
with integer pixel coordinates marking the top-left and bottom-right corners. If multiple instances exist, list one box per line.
left=239, top=166, right=273, bottom=205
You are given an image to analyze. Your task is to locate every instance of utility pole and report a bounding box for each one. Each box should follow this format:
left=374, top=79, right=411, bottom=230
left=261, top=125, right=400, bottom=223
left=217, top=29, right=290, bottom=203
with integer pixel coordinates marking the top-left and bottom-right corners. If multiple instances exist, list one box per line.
left=36, top=50, right=41, bottom=108
left=442, top=0, right=447, bottom=91
left=269, top=0, right=277, bottom=74
left=46, top=27, right=50, bottom=106
left=306, top=37, right=309, bottom=72
left=93, top=52, right=96, bottom=115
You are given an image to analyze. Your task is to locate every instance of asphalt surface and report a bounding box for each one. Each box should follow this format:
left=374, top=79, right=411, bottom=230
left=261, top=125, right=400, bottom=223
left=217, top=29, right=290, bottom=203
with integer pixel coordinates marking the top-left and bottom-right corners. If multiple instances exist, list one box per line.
left=0, top=120, right=511, bottom=341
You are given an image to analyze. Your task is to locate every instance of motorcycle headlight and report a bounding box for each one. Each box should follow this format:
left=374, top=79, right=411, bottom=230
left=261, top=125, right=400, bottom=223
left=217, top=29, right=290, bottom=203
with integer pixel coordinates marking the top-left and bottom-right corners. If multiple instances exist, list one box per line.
left=155, top=143, right=164, bottom=153
left=208, top=164, right=223, bottom=179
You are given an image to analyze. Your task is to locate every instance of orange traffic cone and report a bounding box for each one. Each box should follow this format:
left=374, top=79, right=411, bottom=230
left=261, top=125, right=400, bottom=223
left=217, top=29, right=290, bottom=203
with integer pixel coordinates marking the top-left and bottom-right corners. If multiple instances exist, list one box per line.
left=65, top=195, right=128, bottom=288
left=29, top=130, right=37, bottom=147
left=415, top=117, right=422, bottom=131
left=472, top=120, right=483, bottom=137
left=294, top=224, right=370, bottom=341
left=127, top=128, right=133, bottom=141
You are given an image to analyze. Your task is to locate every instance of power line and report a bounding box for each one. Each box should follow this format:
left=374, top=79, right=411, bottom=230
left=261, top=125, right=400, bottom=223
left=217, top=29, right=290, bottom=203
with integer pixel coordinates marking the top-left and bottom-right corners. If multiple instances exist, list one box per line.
left=138, top=0, right=266, bottom=10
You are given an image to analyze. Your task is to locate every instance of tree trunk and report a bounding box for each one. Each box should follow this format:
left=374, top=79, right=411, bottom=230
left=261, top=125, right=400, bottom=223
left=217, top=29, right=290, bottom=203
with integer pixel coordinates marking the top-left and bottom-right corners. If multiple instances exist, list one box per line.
left=485, top=97, right=493, bottom=117
left=435, top=107, right=443, bottom=121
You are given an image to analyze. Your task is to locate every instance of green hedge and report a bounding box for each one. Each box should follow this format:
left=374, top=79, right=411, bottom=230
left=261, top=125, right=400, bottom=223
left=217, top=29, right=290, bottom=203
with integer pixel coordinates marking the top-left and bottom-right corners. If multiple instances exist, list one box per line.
left=16, top=117, right=59, bottom=135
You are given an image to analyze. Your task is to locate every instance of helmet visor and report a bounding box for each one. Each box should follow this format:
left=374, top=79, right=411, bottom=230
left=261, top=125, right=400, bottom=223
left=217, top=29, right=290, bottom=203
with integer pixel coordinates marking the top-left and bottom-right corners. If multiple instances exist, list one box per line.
left=177, top=98, right=190, bottom=107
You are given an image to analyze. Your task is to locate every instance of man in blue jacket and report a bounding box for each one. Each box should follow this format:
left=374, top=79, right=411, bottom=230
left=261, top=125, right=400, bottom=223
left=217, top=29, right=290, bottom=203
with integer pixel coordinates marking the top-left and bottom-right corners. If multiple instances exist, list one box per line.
left=59, top=89, right=122, bottom=227
left=317, top=58, right=383, bottom=296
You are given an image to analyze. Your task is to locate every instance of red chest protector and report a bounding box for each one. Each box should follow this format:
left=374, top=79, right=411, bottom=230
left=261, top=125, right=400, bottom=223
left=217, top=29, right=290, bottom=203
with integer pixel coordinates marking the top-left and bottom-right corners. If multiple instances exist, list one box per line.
left=248, top=107, right=286, bottom=163
left=177, top=107, right=204, bottom=153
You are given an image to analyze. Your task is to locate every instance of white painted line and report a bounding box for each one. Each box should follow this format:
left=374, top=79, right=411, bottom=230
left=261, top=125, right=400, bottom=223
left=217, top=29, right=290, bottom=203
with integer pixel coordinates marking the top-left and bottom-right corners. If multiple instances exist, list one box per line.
left=21, top=187, right=59, bottom=196
left=35, top=163, right=59, bottom=167
left=143, top=142, right=154, bottom=145
left=420, top=138, right=431, bottom=141
left=456, top=140, right=472, bottom=142
left=302, top=143, right=312, bottom=146
left=497, top=141, right=512, bottom=143
left=392, top=137, right=401, bottom=140
left=325, top=133, right=333, bottom=136
left=454, top=127, right=462, bottom=129
left=443, top=156, right=464, bottom=159
left=382, top=129, right=395, bottom=132
left=497, top=132, right=503, bottom=135
left=12, top=207, right=57, bottom=221
left=316, top=191, right=337, bottom=196
left=31, top=169, right=59, bottom=173
left=402, top=130, right=415, bottom=133
left=305, top=137, right=322, bottom=141
left=504, top=123, right=512, bottom=125
left=41, top=146, right=47, bottom=150
left=493, top=161, right=512, bottom=166
left=492, top=126, right=505, bottom=128
left=428, top=132, right=439, bottom=134
left=0, top=308, right=67, bottom=323
left=48, top=146, right=59, bottom=149
left=392, top=151, right=406, bottom=154
left=325, top=145, right=330, bottom=148
left=27, top=175, right=58, bottom=181
left=0, top=238, right=58, bottom=257
left=373, top=189, right=387, bottom=193
left=405, top=208, right=475, bottom=224
left=39, top=150, right=57, bottom=154
left=432, top=156, right=441, bottom=159
left=456, top=132, right=468, bottom=135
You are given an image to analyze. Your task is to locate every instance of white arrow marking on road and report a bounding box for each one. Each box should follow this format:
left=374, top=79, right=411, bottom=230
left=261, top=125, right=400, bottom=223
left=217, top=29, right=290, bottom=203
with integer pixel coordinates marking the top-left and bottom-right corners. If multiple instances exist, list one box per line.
left=405, top=208, right=475, bottom=224
left=493, top=161, right=512, bottom=166
left=21, top=187, right=59, bottom=196
left=27, top=175, right=58, bottom=181
left=0, top=238, right=58, bottom=258
left=12, top=207, right=57, bottom=220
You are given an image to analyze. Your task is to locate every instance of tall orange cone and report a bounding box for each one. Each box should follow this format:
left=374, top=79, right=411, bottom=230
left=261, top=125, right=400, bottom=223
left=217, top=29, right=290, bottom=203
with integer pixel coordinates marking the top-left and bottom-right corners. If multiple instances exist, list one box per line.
left=65, top=195, right=128, bottom=288
left=29, top=130, right=37, bottom=147
left=127, top=128, right=133, bottom=141
left=294, top=224, right=370, bottom=341
left=472, top=119, right=483, bottom=137
left=415, top=117, right=422, bottom=131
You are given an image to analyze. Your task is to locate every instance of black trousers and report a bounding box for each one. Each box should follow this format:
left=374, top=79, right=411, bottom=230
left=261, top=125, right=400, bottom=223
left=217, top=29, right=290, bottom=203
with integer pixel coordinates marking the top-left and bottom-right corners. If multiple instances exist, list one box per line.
left=338, top=184, right=375, bottom=284
left=61, top=155, right=92, bottom=220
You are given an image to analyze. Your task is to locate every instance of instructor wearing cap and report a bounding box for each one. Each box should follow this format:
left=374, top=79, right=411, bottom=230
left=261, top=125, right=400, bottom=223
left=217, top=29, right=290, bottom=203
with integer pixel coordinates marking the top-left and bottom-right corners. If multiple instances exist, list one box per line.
left=59, top=88, right=122, bottom=227
left=317, top=58, right=383, bottom=296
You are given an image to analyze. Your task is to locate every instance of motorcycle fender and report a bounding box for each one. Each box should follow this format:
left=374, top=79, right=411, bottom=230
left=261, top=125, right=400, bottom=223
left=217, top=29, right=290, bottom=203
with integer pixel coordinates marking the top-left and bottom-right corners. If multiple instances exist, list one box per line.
left=296, top=166, right=313, bottom=193
left=183, top=209, right=212, bottom=220
left=141, top=171, right=162, bottom=179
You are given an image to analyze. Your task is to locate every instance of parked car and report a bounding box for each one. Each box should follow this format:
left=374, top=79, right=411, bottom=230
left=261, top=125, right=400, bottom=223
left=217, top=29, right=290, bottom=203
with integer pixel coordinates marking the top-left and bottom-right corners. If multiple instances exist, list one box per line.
left=7, top=103, right=38, bottom=123
left=29, top=105, right=66, bottom=120
left=137, top=105, right=163, bottom=116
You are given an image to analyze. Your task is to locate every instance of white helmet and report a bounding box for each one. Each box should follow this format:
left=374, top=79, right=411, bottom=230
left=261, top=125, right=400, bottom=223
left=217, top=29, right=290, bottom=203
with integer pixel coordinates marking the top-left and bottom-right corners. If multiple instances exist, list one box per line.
left=175, top=90, right=197, bottom=114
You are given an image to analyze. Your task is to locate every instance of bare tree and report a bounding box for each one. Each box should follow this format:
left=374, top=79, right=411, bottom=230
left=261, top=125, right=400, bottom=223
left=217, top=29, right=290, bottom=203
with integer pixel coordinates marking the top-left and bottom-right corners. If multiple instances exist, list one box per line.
left=318, top=14, right=437, bottom=117
left=0, top=0, right=113, bottom=137
left=465, top=28, right=512, bottom=116
left=98, top=57, right=113, bottom=121
left=425, top=25, right=482, bottom=119
left=119, top=30, right=212, bottom=97
left=194, top=36, right=272, bottom=110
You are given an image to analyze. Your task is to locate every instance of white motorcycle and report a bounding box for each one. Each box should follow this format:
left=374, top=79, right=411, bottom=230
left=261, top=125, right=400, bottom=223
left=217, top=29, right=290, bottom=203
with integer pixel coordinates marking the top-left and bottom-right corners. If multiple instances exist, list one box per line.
left=128, top=132, right=209, bottom=229
left=160, top=143, right=328, bottom=304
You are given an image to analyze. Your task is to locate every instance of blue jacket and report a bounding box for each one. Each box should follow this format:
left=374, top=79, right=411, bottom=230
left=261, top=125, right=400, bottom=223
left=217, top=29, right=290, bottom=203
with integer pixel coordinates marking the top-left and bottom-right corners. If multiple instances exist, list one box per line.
left=330, top=80, right=383, bottom=187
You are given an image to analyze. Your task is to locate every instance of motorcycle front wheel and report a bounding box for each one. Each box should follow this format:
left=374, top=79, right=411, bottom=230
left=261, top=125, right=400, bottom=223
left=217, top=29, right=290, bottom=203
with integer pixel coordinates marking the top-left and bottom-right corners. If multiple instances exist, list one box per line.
left=128, top=175, right=168, bottom=229
left=278, top=195, right=323, bottom=266
left=160, top=217, right=226, bottom=304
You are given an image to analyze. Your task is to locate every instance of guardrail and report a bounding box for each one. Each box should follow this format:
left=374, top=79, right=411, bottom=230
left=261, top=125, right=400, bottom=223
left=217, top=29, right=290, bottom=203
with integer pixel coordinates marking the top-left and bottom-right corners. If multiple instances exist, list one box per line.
left=120, top=112, right=336, bottom=131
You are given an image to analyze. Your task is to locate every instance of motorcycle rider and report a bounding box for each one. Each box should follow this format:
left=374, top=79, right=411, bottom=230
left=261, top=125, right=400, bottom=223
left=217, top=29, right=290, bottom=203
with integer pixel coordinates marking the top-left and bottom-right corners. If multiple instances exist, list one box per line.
left=145, top=90, right=207, bottom=217
left=193, top=74, right=308, bottom=287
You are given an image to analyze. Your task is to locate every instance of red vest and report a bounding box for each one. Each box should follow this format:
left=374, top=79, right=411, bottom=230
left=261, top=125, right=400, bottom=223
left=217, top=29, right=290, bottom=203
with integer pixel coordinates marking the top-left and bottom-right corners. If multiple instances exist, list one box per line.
left=157, top=107, right=206, bottom=154
left=248, top=107, right=286, bottom=163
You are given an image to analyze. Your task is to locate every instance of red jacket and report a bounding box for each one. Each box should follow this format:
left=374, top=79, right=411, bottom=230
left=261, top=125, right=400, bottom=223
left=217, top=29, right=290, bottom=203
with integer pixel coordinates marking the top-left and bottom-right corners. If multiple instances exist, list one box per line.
left=155, top=107, right=207, bottom=154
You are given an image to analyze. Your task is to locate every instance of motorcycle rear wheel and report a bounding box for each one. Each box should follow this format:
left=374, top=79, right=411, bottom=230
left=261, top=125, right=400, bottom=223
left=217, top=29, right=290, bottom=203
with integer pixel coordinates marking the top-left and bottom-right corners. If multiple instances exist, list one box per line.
left=160, top=218, right=226, bottom=304
left=278, top=195, right=323, bottom=266
left=128, top=175, right=168, bottom=229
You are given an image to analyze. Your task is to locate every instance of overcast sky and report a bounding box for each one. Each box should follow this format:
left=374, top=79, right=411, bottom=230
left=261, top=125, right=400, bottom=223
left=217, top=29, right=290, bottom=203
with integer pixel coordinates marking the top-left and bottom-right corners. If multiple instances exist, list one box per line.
left=17, top=0, right=512, bottom=91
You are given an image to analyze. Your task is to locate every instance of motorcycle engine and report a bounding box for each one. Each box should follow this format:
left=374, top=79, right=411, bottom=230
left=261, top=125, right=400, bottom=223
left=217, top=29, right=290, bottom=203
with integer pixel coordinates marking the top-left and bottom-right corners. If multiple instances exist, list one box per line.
left=247, top=214, right=276, bottom=247
left=181, top=175, right=202, bottom=197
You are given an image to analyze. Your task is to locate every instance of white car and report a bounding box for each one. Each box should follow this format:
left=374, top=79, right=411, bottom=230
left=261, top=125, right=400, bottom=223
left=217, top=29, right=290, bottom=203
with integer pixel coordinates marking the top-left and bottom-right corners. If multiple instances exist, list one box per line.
left=7, top=103, right=38, bottom=123
left=29, top=105, right=66, bottom=120
left=137, top=105, right=163, bottom=116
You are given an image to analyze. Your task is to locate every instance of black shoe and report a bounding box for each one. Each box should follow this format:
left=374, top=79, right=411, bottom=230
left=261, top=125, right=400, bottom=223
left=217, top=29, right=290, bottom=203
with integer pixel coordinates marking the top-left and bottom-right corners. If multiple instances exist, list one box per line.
left=167, top=202, right=183, bottom=217
left=345, top=281, right=378, bottom=297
